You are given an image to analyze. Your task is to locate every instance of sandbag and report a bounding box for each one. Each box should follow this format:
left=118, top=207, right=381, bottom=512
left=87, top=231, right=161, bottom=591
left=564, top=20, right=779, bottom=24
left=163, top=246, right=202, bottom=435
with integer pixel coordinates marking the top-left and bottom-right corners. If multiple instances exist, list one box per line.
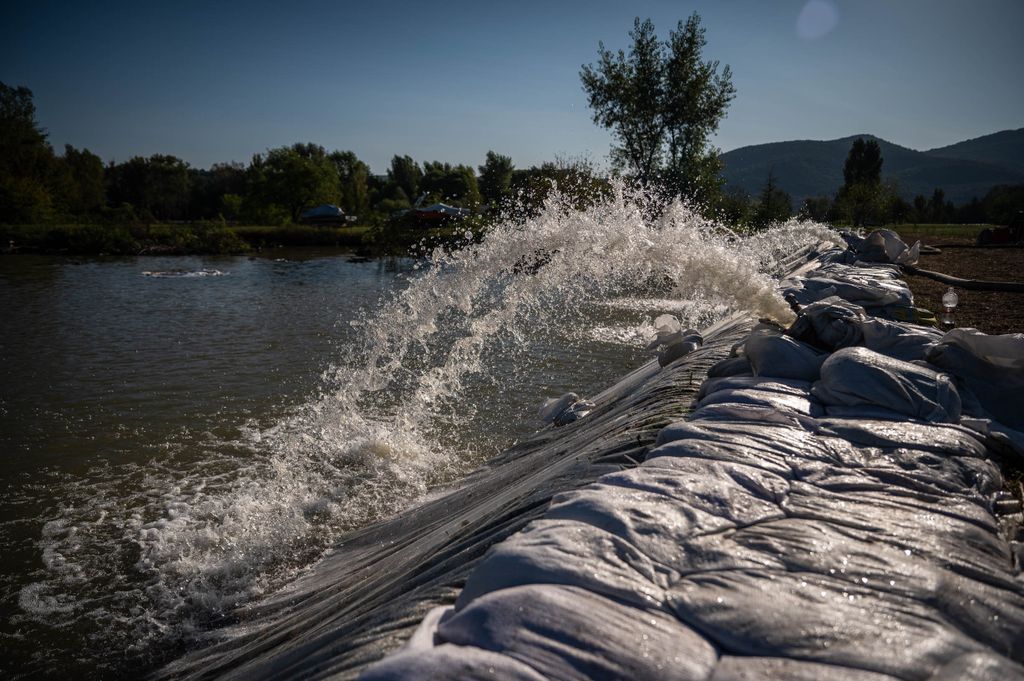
left=455, top=518, right=669, bottom=610
left=359, top=643, right=547, bottom=681
left=926, top=328, right=1024, bottom=430
left=710, top=655, right=901, bottom=680
left=438, top=585, right=717, bottom=681
left=744, top=326, right=827, bottom=380
left=544, top=462, right=786, bottom=569
left=788, top=296, right=940, bottom=361
left=855, top=229, right=921, bottom=266
left=698, top=375, right=812, bottom=400
left=811, top=347, right=961, bottom=423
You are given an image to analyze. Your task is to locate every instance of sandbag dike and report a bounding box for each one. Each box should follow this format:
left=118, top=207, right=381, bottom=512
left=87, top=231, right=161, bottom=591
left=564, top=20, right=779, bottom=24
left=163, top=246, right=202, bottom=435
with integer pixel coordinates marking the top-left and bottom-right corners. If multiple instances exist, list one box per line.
left=162, top=235, right=1024, bottom=681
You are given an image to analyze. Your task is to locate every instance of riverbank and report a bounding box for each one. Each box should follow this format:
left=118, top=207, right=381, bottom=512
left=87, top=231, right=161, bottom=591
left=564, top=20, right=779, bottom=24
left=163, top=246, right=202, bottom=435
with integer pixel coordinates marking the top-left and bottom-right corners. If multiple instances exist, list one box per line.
left=0, top=221, right=481, bottom=257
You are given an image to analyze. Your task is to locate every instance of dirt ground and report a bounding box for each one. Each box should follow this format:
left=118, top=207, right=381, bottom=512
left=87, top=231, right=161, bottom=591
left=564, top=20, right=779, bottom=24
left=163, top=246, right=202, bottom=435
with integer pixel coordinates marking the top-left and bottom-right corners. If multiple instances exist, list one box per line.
left=896, top=228, right=1024, bottom=335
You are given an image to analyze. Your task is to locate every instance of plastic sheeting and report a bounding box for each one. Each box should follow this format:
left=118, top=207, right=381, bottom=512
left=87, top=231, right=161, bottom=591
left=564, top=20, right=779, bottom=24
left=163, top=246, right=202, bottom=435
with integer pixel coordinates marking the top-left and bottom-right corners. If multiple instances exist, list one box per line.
left=363, top=231, right=1024, bottom=681
left=812, top=346, right=962, bottom=422
left=927, top=328, right=1024, bottom=430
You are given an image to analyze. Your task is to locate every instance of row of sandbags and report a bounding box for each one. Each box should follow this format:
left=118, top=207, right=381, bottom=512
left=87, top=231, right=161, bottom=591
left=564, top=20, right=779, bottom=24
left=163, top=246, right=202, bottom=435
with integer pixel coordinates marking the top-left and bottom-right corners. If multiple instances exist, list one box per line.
left=361, top=233, right=1024, bottom=680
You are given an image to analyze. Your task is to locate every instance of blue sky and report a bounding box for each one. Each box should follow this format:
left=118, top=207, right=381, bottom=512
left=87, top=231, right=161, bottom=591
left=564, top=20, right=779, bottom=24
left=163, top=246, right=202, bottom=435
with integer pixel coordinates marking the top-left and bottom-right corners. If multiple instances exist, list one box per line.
left=3, top=0, right=1022, bottom=173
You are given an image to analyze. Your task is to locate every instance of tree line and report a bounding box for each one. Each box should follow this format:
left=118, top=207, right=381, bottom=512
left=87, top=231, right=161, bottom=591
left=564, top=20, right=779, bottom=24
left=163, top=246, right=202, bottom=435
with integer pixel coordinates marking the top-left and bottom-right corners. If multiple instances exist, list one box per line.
left=715, top=138, right=1024, bottom=229
left=0, top=81, right=611, bottom=231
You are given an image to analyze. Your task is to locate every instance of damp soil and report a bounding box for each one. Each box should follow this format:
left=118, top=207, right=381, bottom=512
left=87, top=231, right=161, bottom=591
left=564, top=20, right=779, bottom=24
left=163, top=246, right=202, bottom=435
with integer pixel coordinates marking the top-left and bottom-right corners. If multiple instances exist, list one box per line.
left=899, top=231, right=1024, bottom=336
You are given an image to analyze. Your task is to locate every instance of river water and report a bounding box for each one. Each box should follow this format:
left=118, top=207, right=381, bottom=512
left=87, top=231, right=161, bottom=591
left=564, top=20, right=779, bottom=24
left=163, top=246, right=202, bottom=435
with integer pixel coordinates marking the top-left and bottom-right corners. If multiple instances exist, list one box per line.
left=0, top=193, right=836, bottom=678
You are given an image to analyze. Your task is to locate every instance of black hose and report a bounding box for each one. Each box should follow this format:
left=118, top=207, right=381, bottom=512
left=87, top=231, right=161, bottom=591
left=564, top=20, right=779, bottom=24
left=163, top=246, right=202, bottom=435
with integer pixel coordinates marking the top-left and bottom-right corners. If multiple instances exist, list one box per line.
left=900, top=264, right=1024, bottom=293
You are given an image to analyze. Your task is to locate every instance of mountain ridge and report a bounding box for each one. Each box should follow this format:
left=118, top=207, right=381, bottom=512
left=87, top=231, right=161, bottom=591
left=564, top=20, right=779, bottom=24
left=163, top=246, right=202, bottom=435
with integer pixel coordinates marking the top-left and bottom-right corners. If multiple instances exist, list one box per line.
left=720, top=127, right=1024, bottom=206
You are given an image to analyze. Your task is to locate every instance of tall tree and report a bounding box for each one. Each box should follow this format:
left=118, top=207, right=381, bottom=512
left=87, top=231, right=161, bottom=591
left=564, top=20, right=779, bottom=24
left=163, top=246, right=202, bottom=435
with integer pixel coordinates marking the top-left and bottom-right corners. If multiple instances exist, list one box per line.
left=254, top=145, right=340, bottom=222
left=478, top=151, right=514, bottom=206
left=60, top=145, right=105, bottom=217
left=752, top=169, right=792, bottom=228
left=837, top=138, right=886, bottom=226
left=388, top=155, right=422, bottom=205
left=843, top=138, right=883, bottom=188
left=660, top=15, right=735, bottom=203
left=330, top=150, right=370, bottom=217
left=0, top=82, right=57, bottom=223
left=580, top=15, right=734, bottom=203
left=107, top=154, right=191, bottom=221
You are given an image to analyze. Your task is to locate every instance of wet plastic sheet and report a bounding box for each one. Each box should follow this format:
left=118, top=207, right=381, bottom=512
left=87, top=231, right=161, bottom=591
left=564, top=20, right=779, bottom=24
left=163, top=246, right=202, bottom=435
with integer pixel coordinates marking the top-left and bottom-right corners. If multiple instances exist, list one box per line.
left=781, top=262, right=914, bottom=310
left=854, top=229, right=922, bottom=266
left=789, top=296, right=941, bottom=361
left=744, top=325, right=827, bottom=380
left=926, top=328, right=1024, bottom=430
left=811, top=346, right=962, bottom=422
left=360, top=241, right=1024, bottom=681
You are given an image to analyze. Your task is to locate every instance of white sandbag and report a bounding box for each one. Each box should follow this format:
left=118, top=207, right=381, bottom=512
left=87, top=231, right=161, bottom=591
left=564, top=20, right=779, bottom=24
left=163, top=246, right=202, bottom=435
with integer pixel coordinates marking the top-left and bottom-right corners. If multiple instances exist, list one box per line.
left=710, top=655, right=902, bottom=680
left=815, top=418, right=989, bottom=459
left=928, top=652, right=1024, bottom=681
left=695, top=387, right=824, bottom=418
left=707, top=356, right=754, bottom=378
left=698, top=376, right=812, bottom=400
left=811, top=347, right=961, bottom=423
left=658, top=339, right=701, bottom=367
left=538, top=392, right=579, bottom=423
left=926, top=328, right=1024, bottom=430
left=744, top=326, right=828, bottom=381
left=855, top=229, right=921, bottom=266
left=438, top=585, right=717, bottom=681
left=668, top=568, right=985, bottom=680
left=782, top=260, right=915, bottom=311
left=359, top=643, right=547, bottom=681
left=787, top=296, right=940, bottom=361
left=456, top=518, right=669, bottom=611
left=787, top=296, right=867, bottom=349
left=545, top=462, right=785, bottom=569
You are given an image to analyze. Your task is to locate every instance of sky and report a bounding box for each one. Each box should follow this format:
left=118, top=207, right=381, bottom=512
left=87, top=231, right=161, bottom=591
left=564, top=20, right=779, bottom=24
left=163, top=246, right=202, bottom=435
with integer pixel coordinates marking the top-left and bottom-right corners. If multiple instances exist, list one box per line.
left=2, top=0, right=1022, bottom=174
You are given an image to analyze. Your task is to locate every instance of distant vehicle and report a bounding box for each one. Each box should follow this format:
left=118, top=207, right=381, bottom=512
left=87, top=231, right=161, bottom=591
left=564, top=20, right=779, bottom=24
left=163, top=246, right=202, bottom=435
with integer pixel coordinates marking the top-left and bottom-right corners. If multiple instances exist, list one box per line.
left=976, top=211, right=1023, bottom=246
left=299, top=204, right=357, bottom=226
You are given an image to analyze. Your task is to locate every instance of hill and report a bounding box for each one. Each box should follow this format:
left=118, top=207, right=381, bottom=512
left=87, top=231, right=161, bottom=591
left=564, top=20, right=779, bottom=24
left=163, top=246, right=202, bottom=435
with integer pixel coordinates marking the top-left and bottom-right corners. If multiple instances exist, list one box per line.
left=720, top=129, right=1024, bottom=206
left=924, top=128, right=1024, bottom=173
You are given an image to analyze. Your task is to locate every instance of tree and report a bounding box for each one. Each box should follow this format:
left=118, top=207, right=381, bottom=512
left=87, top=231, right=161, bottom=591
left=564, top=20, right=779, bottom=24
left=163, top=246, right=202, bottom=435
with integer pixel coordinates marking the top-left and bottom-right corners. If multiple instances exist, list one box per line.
left=843, top=138, right=883, bottom=188
left=106, top=154, right=191, bottom=221
left=800, top=196, right=834, bottom=222
left=330, top=150, right=370, bottom=217
left=257, top=144, right=340, bottom=222
left=0, top=82, right=58, bottom=223
left=580, top=15, right=734, bottom=204
left=752, top=169, right=791, bottom=228
left=388, top=155, right=422, bottom=205
left=60, top=145, right=105, bottom=217
left=478, top=151, right=514, bottom=206
left=836, top=138, right=885, bottom=226
left=420, top=162, right=481, bottom=208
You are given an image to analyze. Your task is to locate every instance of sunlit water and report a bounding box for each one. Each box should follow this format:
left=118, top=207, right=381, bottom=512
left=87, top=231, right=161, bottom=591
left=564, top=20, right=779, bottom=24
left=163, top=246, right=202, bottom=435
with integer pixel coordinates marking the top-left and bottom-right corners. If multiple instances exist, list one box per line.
left=0, top=191, right=835, bottom=678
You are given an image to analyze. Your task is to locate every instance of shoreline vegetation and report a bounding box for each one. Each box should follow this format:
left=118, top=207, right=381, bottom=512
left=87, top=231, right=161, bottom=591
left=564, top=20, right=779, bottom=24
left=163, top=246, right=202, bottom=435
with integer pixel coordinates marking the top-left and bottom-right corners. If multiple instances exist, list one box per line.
left=0, top=220, right=1001, bottom=258
left=0, top=220, right=487, bottom=257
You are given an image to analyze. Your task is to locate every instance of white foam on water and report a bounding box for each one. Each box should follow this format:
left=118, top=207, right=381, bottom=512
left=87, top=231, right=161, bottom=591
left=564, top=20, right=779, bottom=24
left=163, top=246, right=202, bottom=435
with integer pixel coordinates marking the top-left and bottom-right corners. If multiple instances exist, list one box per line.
left=142, top=268, right=227, bottom=278
left=15, top=184, right=837, bottom=675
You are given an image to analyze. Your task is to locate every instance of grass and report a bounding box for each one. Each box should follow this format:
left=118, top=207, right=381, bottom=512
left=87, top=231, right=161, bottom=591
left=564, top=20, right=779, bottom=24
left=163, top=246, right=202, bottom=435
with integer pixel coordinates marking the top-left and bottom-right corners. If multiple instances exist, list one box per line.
left=231, top=224, right=370, bottom=249
left=0, top=222, right=380, bottom=255
left=883, top=223, right=996, bottom=240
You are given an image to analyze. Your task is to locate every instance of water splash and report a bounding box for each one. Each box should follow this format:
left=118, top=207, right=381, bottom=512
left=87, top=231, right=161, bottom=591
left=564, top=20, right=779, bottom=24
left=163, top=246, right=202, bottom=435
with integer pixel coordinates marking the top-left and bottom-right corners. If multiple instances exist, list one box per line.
left=12, top=185, right=837, bottom=675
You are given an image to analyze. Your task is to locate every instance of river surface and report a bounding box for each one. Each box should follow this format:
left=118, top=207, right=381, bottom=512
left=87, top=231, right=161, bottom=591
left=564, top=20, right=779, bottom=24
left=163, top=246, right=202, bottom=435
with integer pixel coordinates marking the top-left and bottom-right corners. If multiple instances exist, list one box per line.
left=0, top=196, right=833, bottom=679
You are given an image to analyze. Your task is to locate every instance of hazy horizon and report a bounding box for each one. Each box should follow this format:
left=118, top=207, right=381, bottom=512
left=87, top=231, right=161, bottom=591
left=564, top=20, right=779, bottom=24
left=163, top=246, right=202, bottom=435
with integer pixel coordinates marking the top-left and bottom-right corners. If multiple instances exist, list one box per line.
left=3, top=0, right=1022, bottom=173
